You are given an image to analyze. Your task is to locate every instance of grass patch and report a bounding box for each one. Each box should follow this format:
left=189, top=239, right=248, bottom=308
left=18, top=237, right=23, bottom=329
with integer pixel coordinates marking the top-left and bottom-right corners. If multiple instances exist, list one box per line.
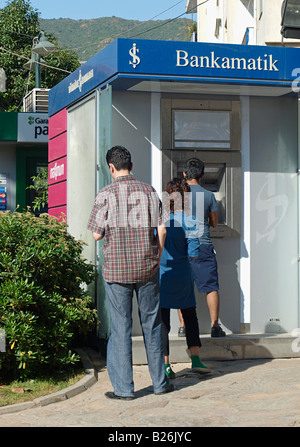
left=0, top=367, right=85, bottom=407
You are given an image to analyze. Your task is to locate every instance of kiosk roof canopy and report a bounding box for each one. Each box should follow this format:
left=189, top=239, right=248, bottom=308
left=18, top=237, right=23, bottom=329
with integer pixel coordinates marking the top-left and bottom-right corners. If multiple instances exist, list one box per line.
left=49, top=38, right=300, bottom=116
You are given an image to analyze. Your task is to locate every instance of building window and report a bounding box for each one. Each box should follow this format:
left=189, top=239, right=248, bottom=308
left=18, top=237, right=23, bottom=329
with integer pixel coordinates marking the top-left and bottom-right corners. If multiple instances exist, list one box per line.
left=258, top=0, right=263, bottom=20
left=240, top=0, right=254, bottom=17
left=215, top=18, right=222, bottom=38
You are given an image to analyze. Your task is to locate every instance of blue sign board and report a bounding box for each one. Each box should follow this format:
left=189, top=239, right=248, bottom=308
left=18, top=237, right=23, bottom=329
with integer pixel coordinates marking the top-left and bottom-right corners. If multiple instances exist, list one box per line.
left=49, top=38, right=300, bottom=117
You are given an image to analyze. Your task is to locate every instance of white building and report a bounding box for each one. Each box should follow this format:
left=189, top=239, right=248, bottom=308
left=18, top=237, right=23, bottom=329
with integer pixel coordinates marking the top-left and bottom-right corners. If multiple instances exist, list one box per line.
left=186, top=0, right=300, bottom=46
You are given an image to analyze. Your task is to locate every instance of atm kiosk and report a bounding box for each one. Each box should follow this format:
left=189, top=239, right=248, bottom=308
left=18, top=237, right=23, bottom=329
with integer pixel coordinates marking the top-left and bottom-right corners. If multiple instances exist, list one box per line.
left=48, top=38, right=300, bottom=340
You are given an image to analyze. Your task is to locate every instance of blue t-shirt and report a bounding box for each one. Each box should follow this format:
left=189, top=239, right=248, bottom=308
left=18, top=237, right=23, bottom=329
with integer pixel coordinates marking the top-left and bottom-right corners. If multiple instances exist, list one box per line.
left=188, top=184, right=218, bottom=246
left=184, top=213, right=201, bottom=257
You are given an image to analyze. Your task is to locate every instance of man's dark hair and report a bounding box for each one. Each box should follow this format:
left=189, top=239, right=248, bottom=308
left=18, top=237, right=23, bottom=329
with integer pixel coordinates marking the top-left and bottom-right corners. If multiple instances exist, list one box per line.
left=106, top=146, right=132, bottom=171
left=183, top=158, right=204, bottom=181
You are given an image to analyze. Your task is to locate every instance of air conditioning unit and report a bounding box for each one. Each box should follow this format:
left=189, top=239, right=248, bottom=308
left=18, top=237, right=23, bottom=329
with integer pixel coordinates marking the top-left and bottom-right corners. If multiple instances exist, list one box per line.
left=23, top=88, right=49, bottom=113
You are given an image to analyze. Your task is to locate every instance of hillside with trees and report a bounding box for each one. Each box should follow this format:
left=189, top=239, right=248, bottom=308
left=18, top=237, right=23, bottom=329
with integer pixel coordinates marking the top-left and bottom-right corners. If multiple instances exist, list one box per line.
left=40, top=16, right=194, bottom=61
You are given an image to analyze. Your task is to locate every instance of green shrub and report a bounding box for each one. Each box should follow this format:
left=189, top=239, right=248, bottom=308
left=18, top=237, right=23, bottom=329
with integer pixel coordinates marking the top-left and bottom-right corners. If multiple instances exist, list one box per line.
left=0, top=211, right=97, bottom=379
left=26, top=167, right=48, bottom=212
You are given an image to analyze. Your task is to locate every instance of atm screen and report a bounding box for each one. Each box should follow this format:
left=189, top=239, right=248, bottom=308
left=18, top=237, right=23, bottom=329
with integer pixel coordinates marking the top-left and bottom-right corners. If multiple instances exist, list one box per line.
left=176, top=161, right=226, bottom=225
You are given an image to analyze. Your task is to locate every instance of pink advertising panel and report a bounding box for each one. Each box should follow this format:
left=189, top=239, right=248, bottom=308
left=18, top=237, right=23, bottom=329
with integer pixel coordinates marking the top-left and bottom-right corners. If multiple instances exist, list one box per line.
left=48, top=157, right=67, bottom=185
left=48, top=108, right=67, bottom=140
left=48, top=181, right=67, bottom=208
left=48, top=132, right=67, bottom=162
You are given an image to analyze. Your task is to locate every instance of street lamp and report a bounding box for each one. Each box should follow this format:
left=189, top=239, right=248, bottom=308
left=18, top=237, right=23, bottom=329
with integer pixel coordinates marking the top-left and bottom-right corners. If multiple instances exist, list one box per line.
left=32, top=32, right=58, bottom=56
left=281, top=0, right=300, bottom=39
left=24, top=31, right=58, bottom=88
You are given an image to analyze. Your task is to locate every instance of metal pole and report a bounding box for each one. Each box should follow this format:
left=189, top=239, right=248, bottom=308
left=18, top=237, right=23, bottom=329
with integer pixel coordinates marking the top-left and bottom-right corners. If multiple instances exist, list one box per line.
left=33, top=52, right=40, bottom=88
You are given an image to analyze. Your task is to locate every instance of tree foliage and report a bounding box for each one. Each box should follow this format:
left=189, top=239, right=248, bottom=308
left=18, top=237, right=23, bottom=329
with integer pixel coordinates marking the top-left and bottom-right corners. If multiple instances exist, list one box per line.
left=0, top=0, right=80, bottom=111
left=0, top=211, right=97, bottom=379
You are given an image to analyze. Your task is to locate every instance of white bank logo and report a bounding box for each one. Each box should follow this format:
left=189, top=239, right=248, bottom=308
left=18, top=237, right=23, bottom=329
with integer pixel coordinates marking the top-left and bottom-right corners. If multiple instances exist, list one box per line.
left=129, top=43, right=140, bottom=69
left=49, top=162, right=65, bottom=181
left=176, top=50, right=279, bottom=72
left=68, top=69, right=94, bottom=94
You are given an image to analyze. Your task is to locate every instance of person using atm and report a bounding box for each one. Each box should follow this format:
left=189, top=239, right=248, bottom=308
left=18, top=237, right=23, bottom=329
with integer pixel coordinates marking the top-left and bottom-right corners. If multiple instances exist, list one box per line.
left=183, top=157, right=226, bottom=338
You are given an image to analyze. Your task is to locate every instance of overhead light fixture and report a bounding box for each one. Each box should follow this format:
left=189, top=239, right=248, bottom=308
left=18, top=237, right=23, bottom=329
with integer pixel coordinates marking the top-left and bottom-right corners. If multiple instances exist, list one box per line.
left=281, top=0, right=300, bottom=39
left=32, top=32, right=58, bottom=56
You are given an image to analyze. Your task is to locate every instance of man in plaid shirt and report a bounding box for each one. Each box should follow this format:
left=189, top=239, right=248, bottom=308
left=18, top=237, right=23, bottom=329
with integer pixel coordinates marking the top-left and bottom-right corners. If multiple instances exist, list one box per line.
left=88, top=146, right=173, bottom=400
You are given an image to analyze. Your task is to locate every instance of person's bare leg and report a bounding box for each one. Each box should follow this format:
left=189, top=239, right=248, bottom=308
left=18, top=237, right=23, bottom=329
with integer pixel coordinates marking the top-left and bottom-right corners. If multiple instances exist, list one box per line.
left=189, top=346, right=200, bottom=356
left=207, top=290, right=226, bottom=337
left=206, top=290, right=220, bottom=327
left=177, top=309, right=186, bottom=337
left=177, top=309, right=185, bottom=326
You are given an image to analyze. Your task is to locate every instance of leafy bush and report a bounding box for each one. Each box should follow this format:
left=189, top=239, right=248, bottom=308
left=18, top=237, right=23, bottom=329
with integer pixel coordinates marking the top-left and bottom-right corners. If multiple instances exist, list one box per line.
left=26, top=167, right=48, bottom=212
left=0, top=211, right=97, bottom=379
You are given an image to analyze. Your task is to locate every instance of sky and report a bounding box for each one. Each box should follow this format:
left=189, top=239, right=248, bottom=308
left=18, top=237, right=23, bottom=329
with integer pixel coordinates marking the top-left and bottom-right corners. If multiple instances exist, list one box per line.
left=0, top=0, right=197, bottom=22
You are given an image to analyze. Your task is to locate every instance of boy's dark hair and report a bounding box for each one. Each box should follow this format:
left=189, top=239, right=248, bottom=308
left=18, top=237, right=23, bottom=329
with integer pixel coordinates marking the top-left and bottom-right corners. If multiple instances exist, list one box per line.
left=106, top=146, right=132, bottom=171
left=183, top=158, right=204, bottom=181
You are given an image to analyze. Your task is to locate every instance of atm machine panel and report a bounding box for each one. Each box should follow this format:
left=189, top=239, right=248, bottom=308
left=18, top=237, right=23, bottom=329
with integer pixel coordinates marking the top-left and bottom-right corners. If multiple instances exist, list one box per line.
left=161, top=98, right=241, bottom=238
left=176, top=161, right=226, bottom=227
left=162, top=150, right=241, bottom=238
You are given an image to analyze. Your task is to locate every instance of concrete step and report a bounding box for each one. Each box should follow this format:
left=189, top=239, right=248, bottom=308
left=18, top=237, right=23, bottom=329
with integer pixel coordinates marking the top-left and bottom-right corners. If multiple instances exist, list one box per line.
left=132, top=333, right=300, bottom=364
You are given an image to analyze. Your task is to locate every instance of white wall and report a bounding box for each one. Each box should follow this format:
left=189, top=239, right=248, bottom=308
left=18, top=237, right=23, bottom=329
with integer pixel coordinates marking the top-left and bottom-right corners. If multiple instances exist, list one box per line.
left=257, top=0, right=285, bottom=45
left=112, top=91, right=152, bottom=185
left=196, top=0, right=300, bottom=46
left=67, top=95, right=97, bottom=266
left=249, top=96, right=298, bottom=333
left=197, top=0, right=255, bottom=44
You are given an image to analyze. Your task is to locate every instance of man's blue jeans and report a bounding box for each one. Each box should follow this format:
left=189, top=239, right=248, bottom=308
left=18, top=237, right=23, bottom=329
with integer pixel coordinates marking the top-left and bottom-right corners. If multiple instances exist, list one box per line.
left=104, top=272, right=169, bottom=397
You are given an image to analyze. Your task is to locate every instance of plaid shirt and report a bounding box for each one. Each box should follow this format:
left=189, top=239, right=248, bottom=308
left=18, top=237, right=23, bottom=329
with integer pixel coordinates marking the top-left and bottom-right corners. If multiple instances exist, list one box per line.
left=87, top=175, right=164, bottom=283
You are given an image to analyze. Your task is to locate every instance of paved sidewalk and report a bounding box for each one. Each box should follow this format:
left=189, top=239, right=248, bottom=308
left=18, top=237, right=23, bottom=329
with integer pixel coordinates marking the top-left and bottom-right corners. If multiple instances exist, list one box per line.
left=0, top=352, right=299, bottom=427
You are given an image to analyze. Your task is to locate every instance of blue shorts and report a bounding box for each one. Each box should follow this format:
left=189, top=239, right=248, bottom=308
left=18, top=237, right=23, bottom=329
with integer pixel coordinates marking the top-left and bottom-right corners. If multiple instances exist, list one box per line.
left=189, top=244, right=219, bottom=293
